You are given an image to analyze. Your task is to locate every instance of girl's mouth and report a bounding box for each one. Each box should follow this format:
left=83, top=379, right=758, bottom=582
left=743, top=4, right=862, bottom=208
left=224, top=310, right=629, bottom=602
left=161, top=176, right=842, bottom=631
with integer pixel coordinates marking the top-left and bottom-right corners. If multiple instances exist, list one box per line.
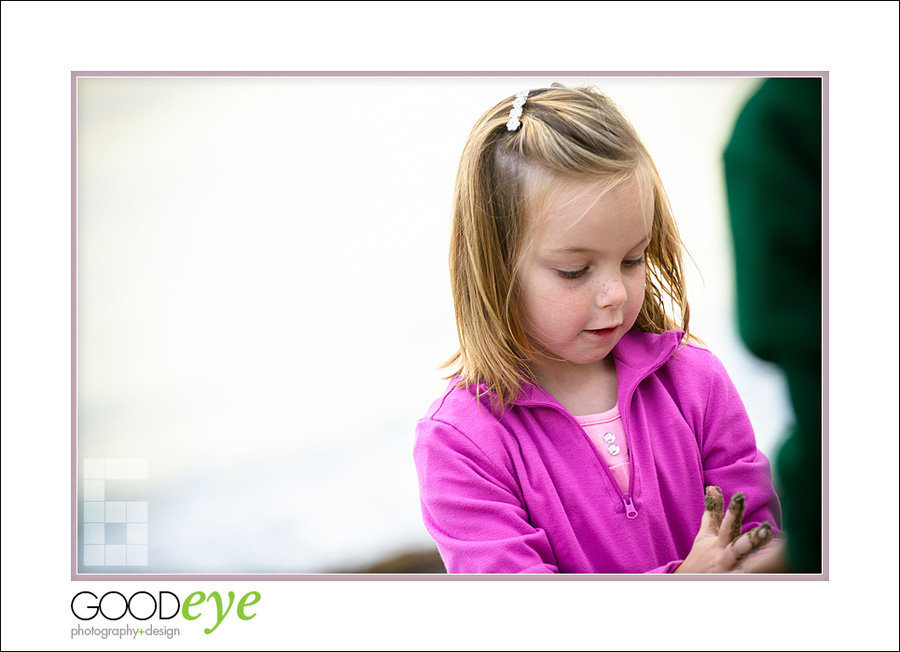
left=584, top=325, right=619, bottom=338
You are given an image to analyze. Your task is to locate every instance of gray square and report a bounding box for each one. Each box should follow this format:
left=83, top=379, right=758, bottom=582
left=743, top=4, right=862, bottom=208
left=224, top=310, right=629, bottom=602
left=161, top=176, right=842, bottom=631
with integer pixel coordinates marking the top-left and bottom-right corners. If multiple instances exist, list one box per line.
left=83, top=544, right=105, bottom=565
left=105, top=502, right=126, bottom=523
left=105, top=459, right=127, bottom=480
left=83, top=480, right=104, bottom=501
left=83, top=502, right=104, bottom=523
left=84, top=458, right=105, bottom=480
left=106, top=523, right=127, bottom=545
left=127, top=502, right=148, bottom=522
left=127, top=522, right=148, bottom=545
left=105, top=545, right=127, bottom=565
left=84, top=523, right=104, bottom=544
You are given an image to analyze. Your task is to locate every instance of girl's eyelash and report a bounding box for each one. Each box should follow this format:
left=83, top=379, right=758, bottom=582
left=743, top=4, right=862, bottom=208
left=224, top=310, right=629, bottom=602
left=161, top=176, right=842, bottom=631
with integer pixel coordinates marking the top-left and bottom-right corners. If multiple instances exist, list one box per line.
left=557, top=268, right=588, bottom=279
left=557, top=259, right=644, bottom=279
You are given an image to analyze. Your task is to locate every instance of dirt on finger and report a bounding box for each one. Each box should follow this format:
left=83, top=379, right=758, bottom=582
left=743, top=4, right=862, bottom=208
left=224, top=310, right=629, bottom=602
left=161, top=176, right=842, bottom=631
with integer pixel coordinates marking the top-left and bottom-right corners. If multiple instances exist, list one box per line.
left=733, top=521, right=773, bottom=561
left=704, top=486, right=724, bottom=532
left=728, top=492, right=746, bottom=542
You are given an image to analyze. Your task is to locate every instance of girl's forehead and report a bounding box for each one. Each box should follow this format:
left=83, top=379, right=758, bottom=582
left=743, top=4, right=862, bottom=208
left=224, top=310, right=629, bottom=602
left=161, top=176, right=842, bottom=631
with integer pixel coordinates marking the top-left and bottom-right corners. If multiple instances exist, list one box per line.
left=526, top=173, right=654, bottom=240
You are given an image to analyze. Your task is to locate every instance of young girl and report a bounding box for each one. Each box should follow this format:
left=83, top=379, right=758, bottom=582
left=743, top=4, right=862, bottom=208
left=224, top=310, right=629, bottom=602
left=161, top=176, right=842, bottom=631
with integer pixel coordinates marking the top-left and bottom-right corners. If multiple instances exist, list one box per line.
left=413, top=84, right=783, bottom=574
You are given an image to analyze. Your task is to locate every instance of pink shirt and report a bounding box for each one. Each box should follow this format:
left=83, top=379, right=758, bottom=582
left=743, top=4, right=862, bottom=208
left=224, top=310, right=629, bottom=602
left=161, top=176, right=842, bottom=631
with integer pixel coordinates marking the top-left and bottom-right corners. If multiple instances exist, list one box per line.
left=574, top=404, right=630, bottom=493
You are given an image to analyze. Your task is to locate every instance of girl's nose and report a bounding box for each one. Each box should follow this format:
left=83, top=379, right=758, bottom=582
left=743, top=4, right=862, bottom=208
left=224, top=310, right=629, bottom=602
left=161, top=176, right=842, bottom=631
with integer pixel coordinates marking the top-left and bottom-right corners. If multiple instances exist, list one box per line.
left=596, top=275, right=627, bottom=309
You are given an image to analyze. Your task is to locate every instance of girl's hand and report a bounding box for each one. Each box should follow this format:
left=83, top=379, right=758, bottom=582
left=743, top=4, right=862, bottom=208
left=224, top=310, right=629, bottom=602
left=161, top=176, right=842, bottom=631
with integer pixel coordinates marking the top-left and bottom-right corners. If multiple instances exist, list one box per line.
left=742, top=538, right=790, bottom=573
left=674, top=486, right=773, bottom=574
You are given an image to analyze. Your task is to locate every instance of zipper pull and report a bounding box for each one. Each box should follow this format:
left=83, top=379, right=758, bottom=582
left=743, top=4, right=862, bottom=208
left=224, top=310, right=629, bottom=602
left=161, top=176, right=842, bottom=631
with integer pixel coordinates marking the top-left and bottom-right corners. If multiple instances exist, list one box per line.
left=623, top=493, right=637, bottom=519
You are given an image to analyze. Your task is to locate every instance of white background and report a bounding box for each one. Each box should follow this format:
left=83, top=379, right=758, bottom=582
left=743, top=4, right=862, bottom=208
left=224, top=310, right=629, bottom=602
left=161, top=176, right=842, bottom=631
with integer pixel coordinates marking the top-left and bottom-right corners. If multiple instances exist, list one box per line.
left=2, top=1, right=898, bottom=650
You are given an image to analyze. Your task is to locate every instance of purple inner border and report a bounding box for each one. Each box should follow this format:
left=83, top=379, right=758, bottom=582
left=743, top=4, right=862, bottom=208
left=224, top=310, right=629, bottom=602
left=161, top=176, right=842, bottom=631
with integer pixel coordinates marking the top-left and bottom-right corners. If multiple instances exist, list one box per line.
left=71, top=70, right=829, bottom=581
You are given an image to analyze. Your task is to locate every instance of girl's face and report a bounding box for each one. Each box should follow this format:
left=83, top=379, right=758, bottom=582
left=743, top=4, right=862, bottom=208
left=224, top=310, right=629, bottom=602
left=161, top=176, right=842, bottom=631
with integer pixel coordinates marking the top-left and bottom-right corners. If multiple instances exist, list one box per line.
left=516, top=175, right=653, bottom=378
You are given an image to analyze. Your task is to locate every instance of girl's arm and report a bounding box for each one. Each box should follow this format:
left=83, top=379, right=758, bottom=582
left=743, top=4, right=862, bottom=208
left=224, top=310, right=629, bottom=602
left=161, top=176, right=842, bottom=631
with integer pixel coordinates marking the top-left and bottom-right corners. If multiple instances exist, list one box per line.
left=414, top=418, right=559, bottom=574
left=672, top=348, right=785, bottom=573
left=694, top=349, right=784, bottom=536
left=416, top=416, right=693, bottom=574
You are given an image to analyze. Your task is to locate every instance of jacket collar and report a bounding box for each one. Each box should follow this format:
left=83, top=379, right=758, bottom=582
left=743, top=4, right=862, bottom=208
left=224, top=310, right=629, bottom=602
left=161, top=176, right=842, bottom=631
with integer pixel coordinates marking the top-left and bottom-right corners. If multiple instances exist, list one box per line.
left=511, top=329, right=684, bottom=408
left=612, top=328, right=684, bottom=399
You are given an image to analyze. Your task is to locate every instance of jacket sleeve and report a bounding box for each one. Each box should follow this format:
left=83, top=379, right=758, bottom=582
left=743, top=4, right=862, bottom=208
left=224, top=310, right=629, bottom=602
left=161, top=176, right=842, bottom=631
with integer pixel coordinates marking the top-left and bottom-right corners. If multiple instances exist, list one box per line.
left=414, top=417, right=559, bottom=574
left=696, top=350, right=783, bottom=534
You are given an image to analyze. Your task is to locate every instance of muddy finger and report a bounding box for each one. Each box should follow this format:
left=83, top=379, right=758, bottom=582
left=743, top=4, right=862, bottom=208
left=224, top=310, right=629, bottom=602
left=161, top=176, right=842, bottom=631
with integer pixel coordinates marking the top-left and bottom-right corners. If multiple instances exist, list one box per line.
left=704, top=486, right=724, bottom=533
left=727, top=492, right=745, bottom=542
left=731, top=521, right=773, bottom=561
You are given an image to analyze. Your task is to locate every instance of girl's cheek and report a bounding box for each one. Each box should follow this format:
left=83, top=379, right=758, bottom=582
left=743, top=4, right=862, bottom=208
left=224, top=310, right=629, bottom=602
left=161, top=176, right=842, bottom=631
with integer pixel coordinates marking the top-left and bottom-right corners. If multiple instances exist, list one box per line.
left=546, top=287, right=582, bottom=308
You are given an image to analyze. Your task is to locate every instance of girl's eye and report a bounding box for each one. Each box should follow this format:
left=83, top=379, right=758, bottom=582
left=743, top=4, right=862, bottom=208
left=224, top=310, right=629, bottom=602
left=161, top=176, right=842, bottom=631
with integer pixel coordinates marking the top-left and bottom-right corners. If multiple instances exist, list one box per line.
left=556, top=268, right=588, bottom=280
left=623, top=257, right=645, bottom=268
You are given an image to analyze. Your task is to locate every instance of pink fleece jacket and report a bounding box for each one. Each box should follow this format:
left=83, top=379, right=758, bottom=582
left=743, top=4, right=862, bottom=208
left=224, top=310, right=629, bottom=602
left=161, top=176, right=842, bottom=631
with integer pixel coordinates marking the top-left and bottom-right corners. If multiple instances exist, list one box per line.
left=414, top=329, right=782, bottom=573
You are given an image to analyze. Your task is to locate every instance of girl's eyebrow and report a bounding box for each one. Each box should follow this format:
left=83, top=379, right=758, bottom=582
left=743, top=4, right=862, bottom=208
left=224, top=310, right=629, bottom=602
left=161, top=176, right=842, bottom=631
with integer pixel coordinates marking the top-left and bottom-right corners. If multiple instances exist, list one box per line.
left=549, top=236, right=651, bottom=255
left=548, top=246, right=596, bottom=254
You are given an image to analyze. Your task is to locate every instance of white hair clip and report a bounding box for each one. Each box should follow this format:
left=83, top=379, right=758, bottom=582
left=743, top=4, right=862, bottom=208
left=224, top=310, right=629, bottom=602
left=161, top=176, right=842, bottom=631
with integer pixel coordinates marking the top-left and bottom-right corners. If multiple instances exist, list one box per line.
left=506, top=90, right=529, bottom=131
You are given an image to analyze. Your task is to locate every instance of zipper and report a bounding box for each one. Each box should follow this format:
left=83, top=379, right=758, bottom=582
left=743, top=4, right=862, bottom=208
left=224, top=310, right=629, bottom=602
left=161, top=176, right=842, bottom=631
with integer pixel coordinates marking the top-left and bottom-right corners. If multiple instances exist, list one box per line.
left=518, top=334, right=681, bottom=522
left=622, top=393, right=638, bottom=519
left=623, top=492, right=637, bottom=519
left=554, top=406, right=638, bottom=519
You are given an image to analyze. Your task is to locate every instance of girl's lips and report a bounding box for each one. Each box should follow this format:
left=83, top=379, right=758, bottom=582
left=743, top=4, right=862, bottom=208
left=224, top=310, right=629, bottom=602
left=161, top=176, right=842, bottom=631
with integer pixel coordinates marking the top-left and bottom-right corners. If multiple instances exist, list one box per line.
left=587, top=324, right=620, bottom=333
left=583, top=325, right=620, bottom=338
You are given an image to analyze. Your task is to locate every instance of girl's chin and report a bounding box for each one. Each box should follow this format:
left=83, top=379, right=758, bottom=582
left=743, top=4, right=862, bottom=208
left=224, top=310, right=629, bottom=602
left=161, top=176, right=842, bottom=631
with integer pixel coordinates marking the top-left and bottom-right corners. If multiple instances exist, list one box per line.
left=539, top=350, right=615, bottom=369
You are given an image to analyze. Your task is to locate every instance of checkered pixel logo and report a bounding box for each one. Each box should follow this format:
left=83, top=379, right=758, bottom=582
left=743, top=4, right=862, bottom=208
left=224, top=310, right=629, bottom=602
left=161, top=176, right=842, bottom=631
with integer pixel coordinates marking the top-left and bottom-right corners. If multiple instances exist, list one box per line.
left=82, top=458, right=148, bottom=566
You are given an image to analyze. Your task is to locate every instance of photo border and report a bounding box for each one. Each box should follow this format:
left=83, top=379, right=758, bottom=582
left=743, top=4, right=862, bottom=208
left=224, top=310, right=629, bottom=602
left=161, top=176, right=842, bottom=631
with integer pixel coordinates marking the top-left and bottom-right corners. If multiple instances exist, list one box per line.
left=71, top=70, right=829, bottom=581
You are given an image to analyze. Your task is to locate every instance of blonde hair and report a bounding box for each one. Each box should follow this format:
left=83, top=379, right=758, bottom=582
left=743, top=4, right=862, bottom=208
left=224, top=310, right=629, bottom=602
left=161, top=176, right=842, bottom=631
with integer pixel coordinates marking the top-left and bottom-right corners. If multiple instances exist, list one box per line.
left=445, top=84, right=693, bottom=407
